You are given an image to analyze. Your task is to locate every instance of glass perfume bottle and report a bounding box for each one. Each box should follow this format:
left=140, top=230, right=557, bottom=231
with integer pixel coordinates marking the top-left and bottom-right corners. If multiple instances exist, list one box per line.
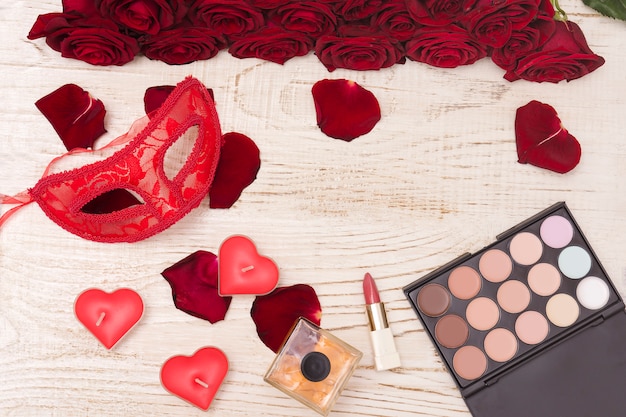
left=264, top=317, right=362, bottom=416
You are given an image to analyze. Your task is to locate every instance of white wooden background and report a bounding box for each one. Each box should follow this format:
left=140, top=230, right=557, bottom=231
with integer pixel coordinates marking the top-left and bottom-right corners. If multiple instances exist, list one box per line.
left=1, top=1, right=625, bottom=416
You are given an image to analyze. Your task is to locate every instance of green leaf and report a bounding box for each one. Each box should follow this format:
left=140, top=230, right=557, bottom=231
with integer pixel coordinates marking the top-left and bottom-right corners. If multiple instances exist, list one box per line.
left=583, top=0, right=626, bottom=21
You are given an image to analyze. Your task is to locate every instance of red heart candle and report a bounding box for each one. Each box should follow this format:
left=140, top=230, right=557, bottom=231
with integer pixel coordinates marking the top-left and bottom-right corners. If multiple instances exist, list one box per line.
left=218, top=235, right=279, bottom=296
left=160, top=347, right=229, bottom=410
left=74, top=288, right=144, bottom=349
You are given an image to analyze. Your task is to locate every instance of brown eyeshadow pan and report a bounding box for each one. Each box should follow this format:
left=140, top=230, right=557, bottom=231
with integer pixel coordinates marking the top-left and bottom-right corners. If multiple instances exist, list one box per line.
left=404, top=202, right=626, bottom=417
left=416, top=283, right=450, bottom=317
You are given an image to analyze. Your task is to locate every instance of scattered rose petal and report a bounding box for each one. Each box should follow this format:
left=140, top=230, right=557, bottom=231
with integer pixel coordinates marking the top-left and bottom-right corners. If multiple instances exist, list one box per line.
left=312, top=79, right=381, bottom=141
left=80, top=188, right=143, bottom=214
left=161, top=251, right=232, bottom=323
left=35, top=83, right=106, bottom=150
left=144, top=85, right=214, bottom=116
left=515, top=100, right=581, bottom=174
left=250, top=284, right=322, bottom=353
left=144, top=85, right=176, bottom=115
left=209, top=132, right=261, bottom=208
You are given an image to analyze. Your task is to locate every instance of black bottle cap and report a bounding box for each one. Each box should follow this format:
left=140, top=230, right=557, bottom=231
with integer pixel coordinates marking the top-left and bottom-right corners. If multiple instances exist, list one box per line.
left=301, top=351, right=331, bottom=382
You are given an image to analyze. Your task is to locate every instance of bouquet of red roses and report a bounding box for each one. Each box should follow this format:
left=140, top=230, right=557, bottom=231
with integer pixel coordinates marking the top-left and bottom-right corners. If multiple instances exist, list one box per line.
left=28, top=0, right=604, bottom=83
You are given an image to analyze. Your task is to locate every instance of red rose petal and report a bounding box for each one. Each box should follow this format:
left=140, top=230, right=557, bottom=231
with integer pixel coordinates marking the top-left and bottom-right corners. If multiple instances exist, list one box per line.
left=35, top=84, right=107, bottom=150
left=515, top=100, right=581, bottom=174
left=144, top=85, right=176, bottom=115
left=209, top=132, right=261, bottom=208
left=161, top=251, right=232, bottom=324
left=250, top=284, right=322, bottom=353
left=80, top=188, right=144, bottom=214
left=312, top=79, right=381, bottom=141
left=144, top=85, right=214, bottom=116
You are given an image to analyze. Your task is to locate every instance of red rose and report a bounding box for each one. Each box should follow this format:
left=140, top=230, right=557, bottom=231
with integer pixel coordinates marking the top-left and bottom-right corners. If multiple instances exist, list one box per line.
left=188, top=0, right=265, bottom=41
left=269, top=2, right=337, bottom=38
left=491, top=13, right=555, bottom=70
left=248, top=0, right=291, bottom=9
left=95, top=0, right=184, bottom=35
left=337, top=0, right=384, bottom=21
left=315, top=27, right=405, bottom=71
left=62, top=0, right=100, bottom=17
left=405, top=24, right=488, bottom=68
left=59, top=19, right=140, bottom=65
left=504, top=20, right=605, bottom=83
left=405, top=0, right=477, bottom=26
left=28, top=13, right=84, bottom=51
left=461, top=0, right=540, bottom=48
left=228, top=27, right=313, bottom=64
left=372, top=0, right=422, bottom=42
left=142, top=27, right=226, bottom=65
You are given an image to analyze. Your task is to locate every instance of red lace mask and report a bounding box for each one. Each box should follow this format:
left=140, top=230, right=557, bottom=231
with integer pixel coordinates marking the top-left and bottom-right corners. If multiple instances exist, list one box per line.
left=0, top=77, right=221, bottom=243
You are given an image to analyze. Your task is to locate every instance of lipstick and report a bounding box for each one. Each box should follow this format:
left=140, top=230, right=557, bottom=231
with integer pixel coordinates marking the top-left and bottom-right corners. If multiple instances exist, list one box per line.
left=363, top=272, right=401, bottom=371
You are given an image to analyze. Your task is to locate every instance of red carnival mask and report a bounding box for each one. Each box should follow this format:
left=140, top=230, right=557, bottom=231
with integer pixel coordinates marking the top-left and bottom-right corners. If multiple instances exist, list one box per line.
left=0, top=77, right=221, bottom=243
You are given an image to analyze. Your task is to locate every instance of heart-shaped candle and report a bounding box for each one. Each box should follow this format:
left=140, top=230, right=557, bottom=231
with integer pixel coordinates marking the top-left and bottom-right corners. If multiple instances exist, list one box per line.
left=218, top=235, right=279, bottom=296
left=160, top=347, right=229, bottom=410
left=74, top=288, right=144, bottom=349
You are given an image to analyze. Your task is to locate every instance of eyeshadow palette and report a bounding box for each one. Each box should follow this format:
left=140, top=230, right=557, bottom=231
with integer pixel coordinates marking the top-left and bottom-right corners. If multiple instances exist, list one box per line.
left=404, top=202, right=626, bottom=417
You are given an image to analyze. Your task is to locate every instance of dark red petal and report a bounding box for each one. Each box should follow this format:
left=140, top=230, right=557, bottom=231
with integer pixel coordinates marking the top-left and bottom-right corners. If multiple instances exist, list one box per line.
left=35, top=84, right=106, bottom=150
left=80, top=188, right=143, bottom=214
left=161, top=251, right=232, bottom=323
left=250, top=284, right=322, bottom=353
left=209, top=132, right=261, bottom=208
left=515, top=100, right=581, bottom=174
left=62, top=0, right=99, bottom=16
left=312, top=79, right=381, bottom=141
left=144, top=85, right=214, bottom=117
left=144, top=85, right=175, bottom=116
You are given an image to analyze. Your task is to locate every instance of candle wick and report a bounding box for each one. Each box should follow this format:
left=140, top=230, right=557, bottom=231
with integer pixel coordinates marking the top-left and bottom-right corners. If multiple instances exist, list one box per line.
left=194, top=378, right=209, bottom=389
left=95, top=312, right=106, bottom=327
left=241, top=265, right=255, bottom=272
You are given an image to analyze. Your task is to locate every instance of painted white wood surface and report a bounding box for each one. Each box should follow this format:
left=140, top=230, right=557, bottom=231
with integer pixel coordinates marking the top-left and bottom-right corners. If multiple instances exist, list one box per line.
left=1, top=1, right=625, bottom=416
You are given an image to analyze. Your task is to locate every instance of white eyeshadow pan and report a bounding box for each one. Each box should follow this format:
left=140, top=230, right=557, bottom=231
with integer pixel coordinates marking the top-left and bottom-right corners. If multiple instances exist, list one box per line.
left=576, top=276, right=610, bottom=310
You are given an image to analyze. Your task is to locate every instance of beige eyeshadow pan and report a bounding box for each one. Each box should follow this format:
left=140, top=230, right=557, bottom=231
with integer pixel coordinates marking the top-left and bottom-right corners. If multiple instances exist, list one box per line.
left=478, top=249, right=512, bottom=283
left=448, top=266, right=482, bottom=300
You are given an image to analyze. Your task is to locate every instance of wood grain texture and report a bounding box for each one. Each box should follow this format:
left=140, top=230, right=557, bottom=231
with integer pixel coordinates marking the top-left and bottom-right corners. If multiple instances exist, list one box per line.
left=1, top=1, right=625, bottom=416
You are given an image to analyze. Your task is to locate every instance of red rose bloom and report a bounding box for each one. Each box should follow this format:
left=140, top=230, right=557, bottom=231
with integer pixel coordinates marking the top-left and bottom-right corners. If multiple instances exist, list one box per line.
left=188, top=0, right=265, bottom=41
left=315, top=26, right=405, bottom=71
left=28, top=13, right=84, bottom=51
left=269, top=2, right=337, bottom=38
left=461, top=0, right=540, bottom=48
left=504, top=21, right=605, bottom=83
left=372, top=0, right=422, bottom=42
left=54, top=17, right=139, bottom=66
left=405, top=24, right=488, bottom=68
left=248, top=0, right=291, bottom=9
left=142, top=27, right=226, bottom=65
left=405, top=0, right=477, bottom=26
left=337, top=0, right=384, bottom=21
left=95, top=0, right=184, bottom=35
left=229, top=26, right=313, bottom=64
left=491, top=13, right=555, bottom=70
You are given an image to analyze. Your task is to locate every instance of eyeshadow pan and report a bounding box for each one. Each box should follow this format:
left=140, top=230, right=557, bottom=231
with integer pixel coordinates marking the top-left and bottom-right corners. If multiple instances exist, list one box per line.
left=453, top=346, right=487, bottom=381
left=540, top=215, right=574, bottom=249
left=546, top=293, right=580, bottom=327
left=515, top=311, right=549, bottom=345
left=484, top=328, right=518, bottom=362
left=509, top=232, right=543, bottom=265
left=496, top=280, right=531, bottom=314
left=479, top=249, right=512, bottom=283
left=435, top=315, right=469, bottom=349
left=576, top=276, right=610, bottom=310
left=466, top=297, right=500, bottom=331
left=448, top=266, right=481, bottom=300
left=527, top=263, right=561, bottom=296
left=558, top=246, right=591, bottom=279
left=417, top=283, right=451, bottom=317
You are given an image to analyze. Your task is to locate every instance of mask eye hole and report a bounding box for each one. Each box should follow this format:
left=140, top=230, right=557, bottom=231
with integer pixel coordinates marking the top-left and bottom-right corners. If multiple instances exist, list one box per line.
left=80, top=188, right=144, bottom=214
left=163, top=124, right=199, bottom=182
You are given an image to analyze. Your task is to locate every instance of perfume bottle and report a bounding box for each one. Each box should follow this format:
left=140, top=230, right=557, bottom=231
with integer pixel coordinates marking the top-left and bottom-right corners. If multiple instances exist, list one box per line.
left=264, top=317, right=362, bottom=416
